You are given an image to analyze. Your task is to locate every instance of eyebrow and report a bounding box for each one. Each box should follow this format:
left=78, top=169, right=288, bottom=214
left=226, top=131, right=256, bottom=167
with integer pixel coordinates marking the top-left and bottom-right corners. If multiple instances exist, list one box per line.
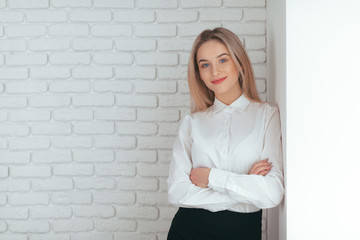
left=198, top=53, right=230, bottom=63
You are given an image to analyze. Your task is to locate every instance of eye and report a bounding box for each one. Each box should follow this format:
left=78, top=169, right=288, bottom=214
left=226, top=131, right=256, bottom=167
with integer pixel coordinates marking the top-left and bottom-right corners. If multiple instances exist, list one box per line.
left=201, top=63, right=209, bottom=68
left=219, top=58, right=227, bottom=63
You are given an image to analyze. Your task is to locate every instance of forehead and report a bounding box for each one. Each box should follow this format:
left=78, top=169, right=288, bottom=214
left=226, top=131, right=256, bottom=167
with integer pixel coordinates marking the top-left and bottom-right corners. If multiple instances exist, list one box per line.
left=197, top=40, right=230, bottom=59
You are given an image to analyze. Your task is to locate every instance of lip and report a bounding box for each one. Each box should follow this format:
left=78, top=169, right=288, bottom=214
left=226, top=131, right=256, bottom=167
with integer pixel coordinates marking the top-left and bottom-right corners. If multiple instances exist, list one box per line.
left=211, top=76, right=226, bottom=84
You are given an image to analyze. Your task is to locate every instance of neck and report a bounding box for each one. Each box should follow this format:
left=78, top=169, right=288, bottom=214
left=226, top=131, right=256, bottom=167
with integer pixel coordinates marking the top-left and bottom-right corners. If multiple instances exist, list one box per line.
left=215, top=88, right=243, bottom=105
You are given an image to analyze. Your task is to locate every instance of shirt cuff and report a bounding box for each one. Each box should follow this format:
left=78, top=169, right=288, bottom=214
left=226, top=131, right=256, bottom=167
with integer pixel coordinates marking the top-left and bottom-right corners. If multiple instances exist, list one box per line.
left=208, top=168, right=228, bottom=192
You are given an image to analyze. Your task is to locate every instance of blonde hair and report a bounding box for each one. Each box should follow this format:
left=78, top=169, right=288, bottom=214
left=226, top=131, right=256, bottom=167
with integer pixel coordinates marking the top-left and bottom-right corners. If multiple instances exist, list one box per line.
left=188, top=27, right=262, bottom=113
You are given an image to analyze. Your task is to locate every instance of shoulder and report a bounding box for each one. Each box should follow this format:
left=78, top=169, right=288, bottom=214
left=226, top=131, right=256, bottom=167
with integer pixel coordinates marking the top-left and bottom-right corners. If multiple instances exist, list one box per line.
left=252, top=101, right=279, bottom=114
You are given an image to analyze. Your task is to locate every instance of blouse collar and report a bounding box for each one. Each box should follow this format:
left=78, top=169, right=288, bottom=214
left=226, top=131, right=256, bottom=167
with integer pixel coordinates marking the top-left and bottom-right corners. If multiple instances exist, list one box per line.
left=211, top=94, right=251, bottom=113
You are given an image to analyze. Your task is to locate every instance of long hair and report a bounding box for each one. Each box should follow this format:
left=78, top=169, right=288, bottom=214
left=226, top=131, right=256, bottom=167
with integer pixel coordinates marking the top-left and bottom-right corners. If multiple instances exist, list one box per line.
left=188, top=27, right=262, bottom=113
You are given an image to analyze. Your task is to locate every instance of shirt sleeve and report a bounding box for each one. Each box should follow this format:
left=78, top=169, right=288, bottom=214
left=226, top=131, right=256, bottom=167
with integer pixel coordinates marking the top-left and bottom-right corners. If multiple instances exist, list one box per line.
left=167, top=114, right=239, bottom=211
left=208, top=106, right=285, bottom=209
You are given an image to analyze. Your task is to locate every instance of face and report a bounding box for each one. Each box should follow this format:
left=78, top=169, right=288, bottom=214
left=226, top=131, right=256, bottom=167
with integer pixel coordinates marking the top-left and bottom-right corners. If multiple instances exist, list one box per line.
left=196, top=40, right=242, bottom=104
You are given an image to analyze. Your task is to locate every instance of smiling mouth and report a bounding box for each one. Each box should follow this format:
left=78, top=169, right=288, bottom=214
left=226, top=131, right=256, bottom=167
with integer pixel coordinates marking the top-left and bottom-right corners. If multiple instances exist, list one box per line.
left=211, top=77, right=226, bottom=84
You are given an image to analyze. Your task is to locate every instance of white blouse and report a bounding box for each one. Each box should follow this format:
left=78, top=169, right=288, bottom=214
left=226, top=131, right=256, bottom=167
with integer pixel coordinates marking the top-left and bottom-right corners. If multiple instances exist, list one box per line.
left=167, top=94, right=284, bottom=213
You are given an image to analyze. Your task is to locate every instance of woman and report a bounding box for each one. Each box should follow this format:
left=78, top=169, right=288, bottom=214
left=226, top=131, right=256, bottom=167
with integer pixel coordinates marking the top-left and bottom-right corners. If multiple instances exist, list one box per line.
left=167, top=28, right=284, bottom=240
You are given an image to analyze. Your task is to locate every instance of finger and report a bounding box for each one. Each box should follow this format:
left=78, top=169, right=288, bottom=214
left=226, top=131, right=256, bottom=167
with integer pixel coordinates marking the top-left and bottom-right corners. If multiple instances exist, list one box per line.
left=258, top=169, right=270, bottom=176
left=252, top=163, right=272, bottom=174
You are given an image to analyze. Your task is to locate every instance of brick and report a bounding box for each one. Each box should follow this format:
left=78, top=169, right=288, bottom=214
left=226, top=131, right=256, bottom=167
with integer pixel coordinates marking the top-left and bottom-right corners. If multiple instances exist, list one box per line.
left=32, top=178, right=73, bottom=191
left=73, top=67, right=113, bottom=79
left=137, top=220, right=170, bottom=233
left=0, top=39, right=26, bottom=51
left=73, top=122, right=114, bottom=134
left=0, top=0, right=4, bottom=7
left=52, top=136, right=92, bottom=149
left=26, top=10, right=67, bottom=22
left=178, top=22, right=221, bottom=37
left=6, top=53, right=47, bottom=66
left=8, top=0, right=48, bottom=8
left=159, top=94, right=190, bottom=107
left=93, top=0, right=134, bottom=8
left=179, top=53, right=190, bottom=66
left=93, top=80, right=132, bottom=93
left=135, top=80, right=176, bottom=93
left=0, top=68, right=28, bottom=80
left=73, top=38, right=113, bottom=50
left=138, top=109, right=179, bottom=122
left=95, top=108, right=135, bottom=121
left=12, top=166, right=51, bottom=177
left=9, top=110, right=50, bottom=122
left=0, top=207, right=28, bottom=219
left=159, top=206, right=177, bottom=219
left=91, top=24, right=132, bottom=37
left=74, top=206, right=115, bottom=218
left=94, top=135, right=135, bottom=149
left=245, top=37, right=266, bottom=50
left=53, top=219, right=94, bottom=232
left=0, top=235, right=27, bottom=240
left=114, top=233, right=156, bottom=240
left=200, top=8, right=243, bottom=21
left=31, top=206, right=72, bottom=219
left=116, top=177, right=158, bottom=190
left=0, top=110, right=6, bottom=120
left=115, top=66, right=155, bottom=79
left=52, top=192, right=92, bottom=204
left=135, top=24, right=176, bottom=37
left=6, top=24, right=46, bottom=37
left=32, top=150, right=72, bottom=163
left=93, top=52, right=133, bottom=65
left=138, top=0, right=177, bottom=8
left=72, top=95, right=114, bottom=107
left=181, top=0, right=221, bottom=8
left=138, top=136, right=175, bottom=149
left=223, top=22, right=266, bottom=35
left=73, top=150, right=114, bottom=162
left=49, top=53, right=90, bottom=65
left=29, top=95, right=71, bottom=107
left=52, top=0, right=91, bottom=8
left=95, top=219, right=136, bottom=232
left=49, top=24, right=89, bottom=36
left=158, top=38, right=194, bottom=51
left=253, top=64, right=267, bottom=78
left=224, top=0, right=265, bottom=7
left=53, top=163, right=93, bottom=176
left=30, top=66, right=70, bottom=79
left=114, top=10, right=154, bottom=22
left=70, top=9, right=111, bottom=22
left=0, top=11, right=23, bottom=22
left=158, top=66, right=187, bottom=80
left=72, top=233, right=112, bottom=240
left=49, top=81, right=90, bottom=93
left=0, top=139, right=7, bottom=149
left=6, top=81, right=47, bottom=94
left=8, top=193, right=49, bottom=205
left=256, top=79, right=266, bottom=92
left=30, top=234, right=70, bottom=240
left=157, top=10, right=198, bottom=23
left=0, top=124, right=29, bottom=136
left=0, top=220, right=6, bottom=232
left=115, top=39, right=156, bottom=51
left=116, top=95, right=157, bottom=107
left=116, top=206, right=158, bottom=219
left=135, top=53, right=178, bottom=66
left=76, top=178, right=115, bottom=190
left=53, top=108, right=93, bottom=121
left=136, top=192, right=168, bottom=205
left=158, top=122, right=180, bottom=136
left=29, top=39, right=70, bottom=51
left=9, top=137, right=50, bottom=150
left=95, top=163, right=135, bottom=176
left=117, top=122, right=158, bottom=135
left=0, top=96, right=27, bottom=108
left=0, top=151, right=29, bottom=164
left=116, top=150, right=156, bottom=163
left=93, top=191, right=135, bottom=204
left=248, top=50, right=266, bottom=63
left=9, top=220, right=50, bottom=233
left=0, top=166, right=8, bottom=178
left=245, top=8, right=266, bottom=21
left=137, top=163, right=169, bottom=177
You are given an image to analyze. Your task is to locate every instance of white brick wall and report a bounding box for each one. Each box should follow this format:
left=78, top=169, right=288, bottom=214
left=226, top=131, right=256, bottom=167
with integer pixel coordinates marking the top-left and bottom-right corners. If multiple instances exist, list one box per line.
left=0, top=0, right=268, bottom=239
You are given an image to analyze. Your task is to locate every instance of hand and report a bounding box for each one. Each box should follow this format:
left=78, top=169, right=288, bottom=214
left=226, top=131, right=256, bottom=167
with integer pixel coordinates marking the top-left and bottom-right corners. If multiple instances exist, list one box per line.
left=190, top=168, right=211, bottom=188
left=249, top=158, right=272, bottom=176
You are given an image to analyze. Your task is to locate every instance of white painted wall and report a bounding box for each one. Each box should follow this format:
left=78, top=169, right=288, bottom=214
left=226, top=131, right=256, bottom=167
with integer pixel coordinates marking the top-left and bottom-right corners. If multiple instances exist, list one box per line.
left=266, top=0, right=287, bottom=240
left=287, top=0, right=360, bottom=239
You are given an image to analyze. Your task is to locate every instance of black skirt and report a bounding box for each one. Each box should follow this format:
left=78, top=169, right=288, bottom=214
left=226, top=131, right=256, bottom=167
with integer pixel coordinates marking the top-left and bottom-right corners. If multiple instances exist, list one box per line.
left=167, top=207, right=262, bottom=240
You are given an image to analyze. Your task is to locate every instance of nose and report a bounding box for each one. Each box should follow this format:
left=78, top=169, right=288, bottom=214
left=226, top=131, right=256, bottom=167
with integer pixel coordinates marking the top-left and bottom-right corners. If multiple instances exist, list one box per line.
left=212, top=64, right=220, bottom=77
